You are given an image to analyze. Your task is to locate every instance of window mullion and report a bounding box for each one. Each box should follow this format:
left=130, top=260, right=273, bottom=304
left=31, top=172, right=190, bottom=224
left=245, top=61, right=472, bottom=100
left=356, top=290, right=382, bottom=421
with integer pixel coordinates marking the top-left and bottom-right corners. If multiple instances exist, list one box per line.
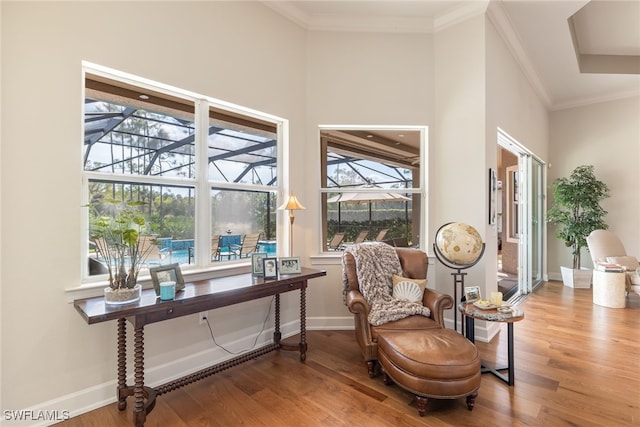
left=195, top=99, right=210, bottom=266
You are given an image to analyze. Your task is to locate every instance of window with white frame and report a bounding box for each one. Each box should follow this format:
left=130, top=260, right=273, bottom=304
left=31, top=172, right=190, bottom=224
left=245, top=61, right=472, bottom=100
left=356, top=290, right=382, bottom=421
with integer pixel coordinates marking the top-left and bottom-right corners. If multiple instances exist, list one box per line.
left=319, top=127, right=425, bottom=252
left=83, top=66, right=283, bottom=280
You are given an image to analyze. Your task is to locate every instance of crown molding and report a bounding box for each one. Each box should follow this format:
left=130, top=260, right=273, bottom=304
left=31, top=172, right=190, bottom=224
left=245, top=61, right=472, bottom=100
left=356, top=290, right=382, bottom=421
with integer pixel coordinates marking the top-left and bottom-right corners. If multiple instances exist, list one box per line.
left=433, top=0, right=489, bottom=33
left=487, top=0, right=552, bottom=108
left=306, top=14, right=434, bottom=34
left=262, top=1, right=488, bottom=35
left=551, top=88, right=640, bottom=111
left=261, top=1, right=310, bottom=29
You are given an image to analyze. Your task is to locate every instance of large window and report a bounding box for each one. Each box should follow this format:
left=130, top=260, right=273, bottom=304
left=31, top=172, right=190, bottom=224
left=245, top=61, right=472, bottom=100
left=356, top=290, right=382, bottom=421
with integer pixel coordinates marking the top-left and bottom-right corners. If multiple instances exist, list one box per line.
left=83, top=65, right=284, bottom=281
left=319, top=126, right=426, bottom=252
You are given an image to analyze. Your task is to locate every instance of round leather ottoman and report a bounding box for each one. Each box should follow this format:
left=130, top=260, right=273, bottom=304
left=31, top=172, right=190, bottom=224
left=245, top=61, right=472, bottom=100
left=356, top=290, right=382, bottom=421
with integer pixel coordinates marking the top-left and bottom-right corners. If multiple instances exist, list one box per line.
left=376, top=329, right=481, bottom=416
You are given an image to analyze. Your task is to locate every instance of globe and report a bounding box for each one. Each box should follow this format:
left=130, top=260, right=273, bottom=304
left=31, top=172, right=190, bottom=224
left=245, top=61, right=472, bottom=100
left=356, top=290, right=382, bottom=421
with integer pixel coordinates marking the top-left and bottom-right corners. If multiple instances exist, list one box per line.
left=435, top=222, right=483, bottom=266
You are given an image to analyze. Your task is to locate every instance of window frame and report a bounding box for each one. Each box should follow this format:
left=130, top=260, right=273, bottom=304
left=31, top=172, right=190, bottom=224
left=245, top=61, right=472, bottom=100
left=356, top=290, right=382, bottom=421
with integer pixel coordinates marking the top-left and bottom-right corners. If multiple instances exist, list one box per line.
left=80, top=62, right=288, bottom=285
left=318, top=124, right=428, bottom=254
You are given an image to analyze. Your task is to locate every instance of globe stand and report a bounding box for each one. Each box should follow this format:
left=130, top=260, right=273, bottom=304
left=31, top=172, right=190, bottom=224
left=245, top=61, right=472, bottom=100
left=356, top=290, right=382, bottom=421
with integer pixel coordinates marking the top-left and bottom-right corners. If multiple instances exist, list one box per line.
left=433, top=225, right=485, bottom=334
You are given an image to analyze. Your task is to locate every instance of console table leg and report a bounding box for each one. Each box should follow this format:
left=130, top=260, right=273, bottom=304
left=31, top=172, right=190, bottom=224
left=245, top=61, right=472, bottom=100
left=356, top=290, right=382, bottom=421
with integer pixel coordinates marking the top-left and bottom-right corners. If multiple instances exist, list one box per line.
left=117, top=318, right=127, bottom=411
left=299, top=284, right=307, bottom=361
left=507, top=323, right=515, bottom=386
left=274, top=294, right=281, bottom=344
left=133, top=326, right=146, bottom=426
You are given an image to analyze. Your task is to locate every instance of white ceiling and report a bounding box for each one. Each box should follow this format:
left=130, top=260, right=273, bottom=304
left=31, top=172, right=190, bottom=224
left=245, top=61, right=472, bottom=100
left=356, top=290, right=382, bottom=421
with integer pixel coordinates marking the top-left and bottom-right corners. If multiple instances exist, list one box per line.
left=263, top=0, right=640, bottom=111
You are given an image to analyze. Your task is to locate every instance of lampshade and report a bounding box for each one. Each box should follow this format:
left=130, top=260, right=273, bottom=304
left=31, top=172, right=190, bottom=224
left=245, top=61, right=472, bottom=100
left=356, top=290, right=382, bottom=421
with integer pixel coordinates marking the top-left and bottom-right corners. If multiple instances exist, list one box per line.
left=279, top=194, right=306, bottom=211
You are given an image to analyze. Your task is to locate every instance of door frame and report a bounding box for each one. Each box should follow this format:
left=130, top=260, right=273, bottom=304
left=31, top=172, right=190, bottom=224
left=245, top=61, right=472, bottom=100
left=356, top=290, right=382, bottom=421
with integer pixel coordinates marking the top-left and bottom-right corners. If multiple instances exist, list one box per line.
left=497, top=128, right=546, bottom=300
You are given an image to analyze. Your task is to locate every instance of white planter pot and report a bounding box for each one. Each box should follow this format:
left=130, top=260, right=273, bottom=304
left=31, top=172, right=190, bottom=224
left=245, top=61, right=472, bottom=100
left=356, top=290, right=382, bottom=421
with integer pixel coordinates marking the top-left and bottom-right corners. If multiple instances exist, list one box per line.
left=560, top=266, right=592, bottom=288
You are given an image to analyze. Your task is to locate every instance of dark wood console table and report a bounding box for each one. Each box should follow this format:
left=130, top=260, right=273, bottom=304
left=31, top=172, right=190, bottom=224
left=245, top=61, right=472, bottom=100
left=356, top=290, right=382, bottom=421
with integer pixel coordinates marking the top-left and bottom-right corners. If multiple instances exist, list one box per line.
left=74, top=268, right=326, bottom=426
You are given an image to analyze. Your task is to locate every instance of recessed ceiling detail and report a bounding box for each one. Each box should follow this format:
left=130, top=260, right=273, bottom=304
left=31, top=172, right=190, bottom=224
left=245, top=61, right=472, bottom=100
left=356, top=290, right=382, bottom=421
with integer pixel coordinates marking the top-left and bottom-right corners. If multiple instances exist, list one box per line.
left=568, top=1, right=640, bottom=75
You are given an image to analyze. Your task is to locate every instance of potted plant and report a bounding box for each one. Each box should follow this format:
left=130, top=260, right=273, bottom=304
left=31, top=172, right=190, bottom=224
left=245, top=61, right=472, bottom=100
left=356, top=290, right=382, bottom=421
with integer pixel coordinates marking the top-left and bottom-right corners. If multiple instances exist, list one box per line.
left=89, top=199, right=156, bottom=304
left=547, top=165, right=609, bottom=288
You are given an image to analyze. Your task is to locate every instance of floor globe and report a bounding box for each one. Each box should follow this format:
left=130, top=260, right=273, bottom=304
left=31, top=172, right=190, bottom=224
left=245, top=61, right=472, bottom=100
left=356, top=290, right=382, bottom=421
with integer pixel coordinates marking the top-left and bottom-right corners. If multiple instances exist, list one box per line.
left=434, top=222, right=483, bottom=267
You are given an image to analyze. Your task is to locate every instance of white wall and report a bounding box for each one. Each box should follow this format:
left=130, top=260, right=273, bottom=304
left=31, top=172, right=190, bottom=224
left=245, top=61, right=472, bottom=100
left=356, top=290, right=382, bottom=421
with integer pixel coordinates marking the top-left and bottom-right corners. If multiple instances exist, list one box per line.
left=433, top=15, right=487, bottom=325
left=304, top=30, right=434, bottom=322
left=485, top=16, right=550, bottom=290
left=548, top=97, right=640, bottom=275
left=0, top=0, right=307, bottom=416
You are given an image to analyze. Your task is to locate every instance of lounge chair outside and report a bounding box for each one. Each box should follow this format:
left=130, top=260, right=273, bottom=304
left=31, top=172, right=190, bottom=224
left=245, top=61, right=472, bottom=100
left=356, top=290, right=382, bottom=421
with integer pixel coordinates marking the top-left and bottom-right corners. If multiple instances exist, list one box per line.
left=354, top=230, right=369, bottom=244
left=232, top=233, right=261, bottom=258
left=327, top=232, right=346, bottom=251
left=374, top=229, right=389, bottom=242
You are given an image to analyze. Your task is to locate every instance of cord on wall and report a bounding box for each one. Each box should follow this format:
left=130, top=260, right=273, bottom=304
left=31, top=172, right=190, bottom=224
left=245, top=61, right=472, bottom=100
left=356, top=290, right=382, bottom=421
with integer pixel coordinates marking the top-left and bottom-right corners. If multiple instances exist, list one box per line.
left=202, top=296, right=275, bottom=355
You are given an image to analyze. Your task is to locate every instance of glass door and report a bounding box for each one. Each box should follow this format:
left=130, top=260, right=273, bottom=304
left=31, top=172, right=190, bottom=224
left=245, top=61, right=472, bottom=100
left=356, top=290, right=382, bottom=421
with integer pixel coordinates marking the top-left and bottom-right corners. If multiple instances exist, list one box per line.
left=498, top=129, right=545, bottom=299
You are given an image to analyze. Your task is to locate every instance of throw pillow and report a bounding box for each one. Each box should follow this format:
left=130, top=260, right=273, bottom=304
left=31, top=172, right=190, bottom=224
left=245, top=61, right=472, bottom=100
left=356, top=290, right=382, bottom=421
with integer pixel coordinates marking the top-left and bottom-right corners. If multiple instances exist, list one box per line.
left=392, top=274, right=427, bottom=303
left=606, top=256, right=639, bottom=271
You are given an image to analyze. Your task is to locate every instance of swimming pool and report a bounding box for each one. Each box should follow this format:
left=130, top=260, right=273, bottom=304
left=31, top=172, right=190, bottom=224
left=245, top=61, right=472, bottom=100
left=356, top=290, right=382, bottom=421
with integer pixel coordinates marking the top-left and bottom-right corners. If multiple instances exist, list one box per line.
left=167, top=240, right=277, bottom=265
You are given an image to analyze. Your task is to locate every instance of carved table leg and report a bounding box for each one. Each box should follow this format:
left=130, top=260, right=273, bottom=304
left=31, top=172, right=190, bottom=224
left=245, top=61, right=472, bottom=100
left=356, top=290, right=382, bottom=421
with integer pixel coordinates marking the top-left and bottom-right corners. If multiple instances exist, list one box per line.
left=299, top=284, right=307, bottom=361
left=117, top=318, right=128, bottom=411
left=274, top=294, right=281, bottom=344
left=134, top=326, right=146, bottom=427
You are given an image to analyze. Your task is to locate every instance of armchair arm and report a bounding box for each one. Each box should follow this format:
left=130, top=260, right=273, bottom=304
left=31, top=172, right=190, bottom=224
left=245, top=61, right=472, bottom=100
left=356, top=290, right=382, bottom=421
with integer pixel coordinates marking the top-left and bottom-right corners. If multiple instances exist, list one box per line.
left=422, top=288, right=454, bottom=327
left=345, top=289, right=371, bottom=317
left=345, top=289, right=377, bottom=362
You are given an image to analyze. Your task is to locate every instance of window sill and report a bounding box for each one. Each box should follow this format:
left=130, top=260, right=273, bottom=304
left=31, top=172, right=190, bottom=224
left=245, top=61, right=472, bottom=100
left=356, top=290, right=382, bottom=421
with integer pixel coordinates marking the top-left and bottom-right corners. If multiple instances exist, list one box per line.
left=310, top=253, right=344, bottom=266
left=66, top=262, right=251, bottom=302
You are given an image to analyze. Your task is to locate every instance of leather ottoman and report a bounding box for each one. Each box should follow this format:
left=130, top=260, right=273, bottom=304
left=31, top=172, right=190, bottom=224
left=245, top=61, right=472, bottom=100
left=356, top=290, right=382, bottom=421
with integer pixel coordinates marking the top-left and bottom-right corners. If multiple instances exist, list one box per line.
left=376, top=329, right=481, bottom=416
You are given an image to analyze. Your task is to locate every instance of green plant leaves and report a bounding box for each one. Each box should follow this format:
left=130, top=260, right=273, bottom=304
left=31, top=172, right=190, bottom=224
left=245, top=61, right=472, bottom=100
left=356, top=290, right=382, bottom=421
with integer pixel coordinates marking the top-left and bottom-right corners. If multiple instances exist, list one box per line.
left=547, top=165, right=609, bottom=269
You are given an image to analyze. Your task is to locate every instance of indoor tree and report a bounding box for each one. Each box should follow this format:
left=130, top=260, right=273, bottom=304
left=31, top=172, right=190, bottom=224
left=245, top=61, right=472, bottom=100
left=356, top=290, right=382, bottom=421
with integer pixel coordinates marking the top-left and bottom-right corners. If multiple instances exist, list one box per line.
left=547, top=165, right=609, bottom=269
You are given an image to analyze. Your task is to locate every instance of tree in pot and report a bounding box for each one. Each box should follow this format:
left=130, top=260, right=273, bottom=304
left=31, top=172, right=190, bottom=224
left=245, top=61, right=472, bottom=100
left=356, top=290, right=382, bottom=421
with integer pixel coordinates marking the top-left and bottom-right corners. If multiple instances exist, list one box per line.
left=547, top=165, right=609, bottom=287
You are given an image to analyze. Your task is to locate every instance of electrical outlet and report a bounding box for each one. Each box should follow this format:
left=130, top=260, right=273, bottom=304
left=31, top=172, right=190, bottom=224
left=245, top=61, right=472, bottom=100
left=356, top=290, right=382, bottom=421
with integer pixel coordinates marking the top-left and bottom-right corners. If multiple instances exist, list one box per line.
left=198, top=311, right=208, bottom=325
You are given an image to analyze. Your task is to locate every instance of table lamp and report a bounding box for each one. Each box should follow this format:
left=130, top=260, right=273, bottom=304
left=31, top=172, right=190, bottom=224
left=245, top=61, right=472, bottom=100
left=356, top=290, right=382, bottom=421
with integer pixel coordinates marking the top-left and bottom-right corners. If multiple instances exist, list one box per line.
left=278, top=194, right=305, bottom=256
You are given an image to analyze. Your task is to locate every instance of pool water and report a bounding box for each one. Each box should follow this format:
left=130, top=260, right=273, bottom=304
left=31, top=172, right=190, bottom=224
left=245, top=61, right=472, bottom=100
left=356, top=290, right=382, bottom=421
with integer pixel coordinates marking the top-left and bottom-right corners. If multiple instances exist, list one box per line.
left=168, top=241, right=276, bottom=265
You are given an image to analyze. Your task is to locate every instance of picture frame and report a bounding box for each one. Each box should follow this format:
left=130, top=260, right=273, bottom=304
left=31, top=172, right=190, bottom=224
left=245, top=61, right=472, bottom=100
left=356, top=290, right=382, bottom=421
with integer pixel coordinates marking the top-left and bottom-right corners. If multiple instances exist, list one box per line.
left=150, top=263, right=185, bottom=296
left=251, top=252, right=268, bottom=276
left=262, top=257, right=278, bottom=279
left=488, top=168, right=497, bottom=225
left=278, top=257, right=301, bottom=274
left=464, top=286, right=481, bottom=303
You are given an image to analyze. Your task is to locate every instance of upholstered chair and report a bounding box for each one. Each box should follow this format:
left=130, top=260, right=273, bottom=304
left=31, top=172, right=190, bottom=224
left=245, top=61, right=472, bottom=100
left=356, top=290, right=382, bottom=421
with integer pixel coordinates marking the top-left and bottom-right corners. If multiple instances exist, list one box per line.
left=587, top=229, right=640, bottom=294
left=343, top=247, right=453, bottom=376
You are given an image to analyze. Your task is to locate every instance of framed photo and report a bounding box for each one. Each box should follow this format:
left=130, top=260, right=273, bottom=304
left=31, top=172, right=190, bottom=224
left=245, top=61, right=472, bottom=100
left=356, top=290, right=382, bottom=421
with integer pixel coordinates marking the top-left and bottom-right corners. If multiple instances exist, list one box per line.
left=262, top=257, right=278, bottom=279
left=251, top=252, right=268, bottom=276
left=279, top=257, right=301, bottom=274
left=464, top=286, right=481, bottom=303
left=488, top=168, right=497, bottom=225
left=150, top=263, right=185, bottom=296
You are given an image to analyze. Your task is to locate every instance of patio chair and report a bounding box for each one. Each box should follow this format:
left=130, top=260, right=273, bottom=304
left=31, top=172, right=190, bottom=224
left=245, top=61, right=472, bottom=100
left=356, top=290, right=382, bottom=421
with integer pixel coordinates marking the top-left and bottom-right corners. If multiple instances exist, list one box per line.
left=139, top=236, right=167, bottom=267
left=374, top=229, right=389, bottom=242
left=327, top=232, right=346, bottom=251
left=354, top=230, right=369, bottom=244
left=211, top=235, right=221, bottom=261
left=232, top=233, right=261, bottom=258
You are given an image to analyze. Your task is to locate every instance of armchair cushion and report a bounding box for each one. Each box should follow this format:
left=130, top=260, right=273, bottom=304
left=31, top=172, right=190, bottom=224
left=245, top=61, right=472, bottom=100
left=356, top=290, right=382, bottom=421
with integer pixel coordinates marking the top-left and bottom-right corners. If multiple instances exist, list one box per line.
left=343, top=242, right=431, bottom=326
left=392, top=274, right=426, bottom=303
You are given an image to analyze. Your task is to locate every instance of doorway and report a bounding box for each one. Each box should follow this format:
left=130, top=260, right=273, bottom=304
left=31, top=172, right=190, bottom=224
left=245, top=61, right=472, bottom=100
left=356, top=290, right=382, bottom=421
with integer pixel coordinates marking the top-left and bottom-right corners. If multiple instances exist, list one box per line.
left=497, top=130, right=545, bottom=301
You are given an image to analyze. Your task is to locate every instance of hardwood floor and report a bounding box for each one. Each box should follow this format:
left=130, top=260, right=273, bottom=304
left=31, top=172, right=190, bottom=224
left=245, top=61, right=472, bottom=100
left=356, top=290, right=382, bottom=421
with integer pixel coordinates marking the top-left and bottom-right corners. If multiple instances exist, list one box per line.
left=60, top=281, right=640, bottom=426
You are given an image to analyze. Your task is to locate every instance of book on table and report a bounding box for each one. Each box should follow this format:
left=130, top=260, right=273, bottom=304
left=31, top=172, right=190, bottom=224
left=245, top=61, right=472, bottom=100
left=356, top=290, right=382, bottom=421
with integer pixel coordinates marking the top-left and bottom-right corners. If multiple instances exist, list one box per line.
left=596, top=263, right=625, bottom=273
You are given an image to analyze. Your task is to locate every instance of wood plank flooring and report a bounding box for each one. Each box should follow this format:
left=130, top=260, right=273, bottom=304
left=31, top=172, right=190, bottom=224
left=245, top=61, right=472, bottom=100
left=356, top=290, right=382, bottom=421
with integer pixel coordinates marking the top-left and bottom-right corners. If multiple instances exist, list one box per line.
left=60, top=281, right=640, bottom=426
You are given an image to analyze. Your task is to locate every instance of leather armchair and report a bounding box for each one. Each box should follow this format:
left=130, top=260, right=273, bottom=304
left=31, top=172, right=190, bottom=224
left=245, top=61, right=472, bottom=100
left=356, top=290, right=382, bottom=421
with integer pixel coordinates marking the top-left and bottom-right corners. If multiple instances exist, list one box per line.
left=343, top=247, right=454, bottom=377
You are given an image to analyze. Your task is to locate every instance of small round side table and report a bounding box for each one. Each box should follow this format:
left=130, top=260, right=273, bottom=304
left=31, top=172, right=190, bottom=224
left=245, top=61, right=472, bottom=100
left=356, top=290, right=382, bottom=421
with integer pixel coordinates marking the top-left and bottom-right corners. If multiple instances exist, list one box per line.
left=458, top=302, right=524, bottom=386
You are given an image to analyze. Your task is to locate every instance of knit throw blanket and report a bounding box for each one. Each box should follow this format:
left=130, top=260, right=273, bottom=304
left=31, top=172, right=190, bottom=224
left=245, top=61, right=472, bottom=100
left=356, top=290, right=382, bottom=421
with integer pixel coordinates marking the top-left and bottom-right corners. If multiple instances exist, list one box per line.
left=343, top=242, right=431, bottom=326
